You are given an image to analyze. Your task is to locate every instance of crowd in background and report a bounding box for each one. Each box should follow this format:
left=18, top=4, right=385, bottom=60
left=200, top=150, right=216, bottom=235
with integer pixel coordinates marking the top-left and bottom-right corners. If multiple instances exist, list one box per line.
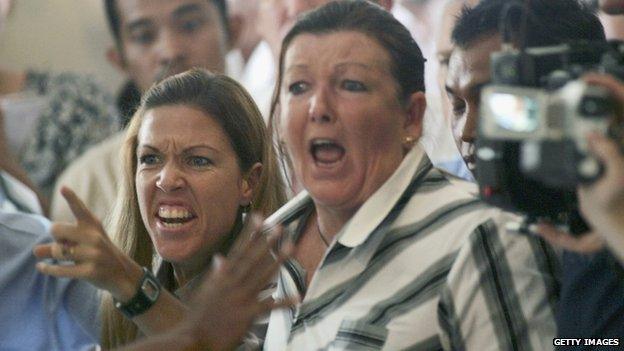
left=0, top=0, right=623, bottom=350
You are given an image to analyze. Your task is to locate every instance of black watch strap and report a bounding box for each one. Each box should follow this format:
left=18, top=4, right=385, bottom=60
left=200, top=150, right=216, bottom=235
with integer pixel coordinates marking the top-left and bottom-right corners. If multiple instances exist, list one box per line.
left=114, top=267, right=161, bottom=319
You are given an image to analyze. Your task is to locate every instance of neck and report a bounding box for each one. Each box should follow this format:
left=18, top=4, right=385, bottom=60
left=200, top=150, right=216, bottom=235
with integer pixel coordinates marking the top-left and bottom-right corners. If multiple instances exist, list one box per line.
left=0, top=68, right=26, bottom=95
left=241, top=40, right=260, bottom=63
left=171, top=257, right=210, bottom=289
left=314, top=204, right=358, bottom=243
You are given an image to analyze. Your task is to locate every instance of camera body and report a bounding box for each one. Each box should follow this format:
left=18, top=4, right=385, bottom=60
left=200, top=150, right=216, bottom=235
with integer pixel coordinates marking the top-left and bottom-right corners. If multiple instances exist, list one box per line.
left=480, top=81, right=611, bottom=187
left=476, top=41, right=623, bottom=220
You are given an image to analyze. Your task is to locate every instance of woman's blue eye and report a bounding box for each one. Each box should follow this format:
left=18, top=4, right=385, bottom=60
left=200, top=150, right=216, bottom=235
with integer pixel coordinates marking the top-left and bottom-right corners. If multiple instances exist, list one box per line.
left=342, top=80, right=367, bottom=92
left=288, top=82, right=308, bottom=95
left=139, top=154, right=160, bottom=165
left=188, top=156, right=211, bottom=167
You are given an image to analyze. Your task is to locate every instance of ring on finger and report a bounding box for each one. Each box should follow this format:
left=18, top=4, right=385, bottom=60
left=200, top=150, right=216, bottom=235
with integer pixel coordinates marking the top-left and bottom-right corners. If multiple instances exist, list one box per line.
left=61, top=243, right=75, bottom=259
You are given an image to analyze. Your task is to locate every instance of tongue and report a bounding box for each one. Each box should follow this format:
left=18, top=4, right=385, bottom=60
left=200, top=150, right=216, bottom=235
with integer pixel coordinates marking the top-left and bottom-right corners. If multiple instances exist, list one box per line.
left=314, top=145, right=345, bottom=163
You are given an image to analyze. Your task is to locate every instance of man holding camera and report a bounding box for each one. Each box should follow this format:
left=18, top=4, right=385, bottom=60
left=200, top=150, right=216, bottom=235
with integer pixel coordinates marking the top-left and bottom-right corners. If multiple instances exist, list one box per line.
left=445, top=0, right=624, bottom=346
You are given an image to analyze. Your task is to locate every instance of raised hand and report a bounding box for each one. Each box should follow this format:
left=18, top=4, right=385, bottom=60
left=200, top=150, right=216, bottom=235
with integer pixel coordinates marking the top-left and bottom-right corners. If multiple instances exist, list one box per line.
left=535, top=73, right=624, bottom=259
left=33, top=186, right=143, bottom=302
left=177, top=215, right=295, bottom=351
left=116, top=215, right=296, bottom=351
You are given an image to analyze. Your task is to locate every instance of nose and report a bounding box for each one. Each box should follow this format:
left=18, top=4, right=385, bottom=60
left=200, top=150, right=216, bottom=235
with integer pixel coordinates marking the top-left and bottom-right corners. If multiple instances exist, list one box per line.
left=461, top=105, right=478, bottom=144
left=308, top=86, right=334, bottom=124
left=156, top=162, right=185, bottom=192
left=156, top=29, right=187, bottom=71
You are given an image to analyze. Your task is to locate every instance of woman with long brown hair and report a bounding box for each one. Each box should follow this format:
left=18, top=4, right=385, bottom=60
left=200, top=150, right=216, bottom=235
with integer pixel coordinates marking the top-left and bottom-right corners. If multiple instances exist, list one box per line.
left=34, top=68, right=287, bottom=349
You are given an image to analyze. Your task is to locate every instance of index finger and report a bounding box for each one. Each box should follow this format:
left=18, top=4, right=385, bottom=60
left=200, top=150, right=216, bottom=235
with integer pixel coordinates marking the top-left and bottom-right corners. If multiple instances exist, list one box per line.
left=60, top=186, right=98, bottom=225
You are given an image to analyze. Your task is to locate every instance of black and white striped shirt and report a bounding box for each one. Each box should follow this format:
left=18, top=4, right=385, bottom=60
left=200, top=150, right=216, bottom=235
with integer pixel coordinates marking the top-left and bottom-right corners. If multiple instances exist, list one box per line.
left=263, top=146, right=559, bottom=350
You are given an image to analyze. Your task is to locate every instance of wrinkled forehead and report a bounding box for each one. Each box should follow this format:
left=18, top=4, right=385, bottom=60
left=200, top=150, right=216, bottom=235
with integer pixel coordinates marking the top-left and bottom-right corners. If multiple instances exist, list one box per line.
left=283, top=31, right=393, bottom=74
left=137, top=105, right=219, bottom=144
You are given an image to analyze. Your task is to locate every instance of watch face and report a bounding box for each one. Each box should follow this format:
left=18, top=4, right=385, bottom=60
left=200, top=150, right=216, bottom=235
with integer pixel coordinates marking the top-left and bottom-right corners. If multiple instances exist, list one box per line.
left=141, top=279, right=160, bottom=302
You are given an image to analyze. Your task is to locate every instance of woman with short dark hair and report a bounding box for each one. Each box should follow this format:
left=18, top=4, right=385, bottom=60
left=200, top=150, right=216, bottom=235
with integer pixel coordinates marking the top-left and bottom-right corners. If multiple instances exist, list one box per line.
left=264, top=1, right=559, bottom=349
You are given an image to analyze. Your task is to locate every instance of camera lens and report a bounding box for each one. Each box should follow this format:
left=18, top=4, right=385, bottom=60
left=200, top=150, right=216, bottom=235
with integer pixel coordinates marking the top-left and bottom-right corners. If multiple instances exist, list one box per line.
left=578, top=96, right=613, bottom=117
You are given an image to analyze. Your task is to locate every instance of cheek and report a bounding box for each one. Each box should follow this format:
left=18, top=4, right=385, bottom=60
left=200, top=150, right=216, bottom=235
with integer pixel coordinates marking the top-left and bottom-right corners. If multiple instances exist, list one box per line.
left=280, top=101, right=305, bottom=150
left=126, top=47, right=153, bottom=70
left=135, top=172, right=152, bottom=220
left=195, top=28, right=226, bottom=60
left=451, top=117, right=466, bottom=146
left=351, top=107, right=402, bottom=150
left=451, top=115, right=464, bottom=134
left=196, top=178, right=242, bottom=229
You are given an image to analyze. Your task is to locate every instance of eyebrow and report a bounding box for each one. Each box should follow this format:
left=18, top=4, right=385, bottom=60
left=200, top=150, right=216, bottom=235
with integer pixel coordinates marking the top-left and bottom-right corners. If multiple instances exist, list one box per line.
left=137, top=144, right=220, bottom=154
left=284, top=64, right=308, bottom=75
left=285, top=61, right=377, bottom=75
left=125, top=3, right=206, bottom=33
left=172, top=3, right=205, bottom=18
left=445, top=81, right=490, bottom=97
left=126, top=18, right=152, bottom=33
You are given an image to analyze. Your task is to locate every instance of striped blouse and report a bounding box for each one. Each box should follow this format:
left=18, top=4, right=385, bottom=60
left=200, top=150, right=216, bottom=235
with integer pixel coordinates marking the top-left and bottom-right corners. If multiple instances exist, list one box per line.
left=262, top=146, right=559, bottom=351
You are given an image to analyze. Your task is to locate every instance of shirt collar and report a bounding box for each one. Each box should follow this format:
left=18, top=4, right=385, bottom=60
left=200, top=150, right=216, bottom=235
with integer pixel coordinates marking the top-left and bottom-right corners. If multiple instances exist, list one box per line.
left=265, top=146, right=427, bottom=248
left=337, top=145, right=426, bottom=248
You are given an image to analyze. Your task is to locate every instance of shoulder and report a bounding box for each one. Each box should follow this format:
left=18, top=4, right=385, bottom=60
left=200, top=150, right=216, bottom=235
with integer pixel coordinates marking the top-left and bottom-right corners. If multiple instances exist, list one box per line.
left=400, top=168, right=505, bottom=234
left=0, top=211, right=51, bottom=247
left=51, top=132, right=125, bottom=221
left=57, top=132, right=125, bottom=180
left=399, top=167, right=536, bottom=264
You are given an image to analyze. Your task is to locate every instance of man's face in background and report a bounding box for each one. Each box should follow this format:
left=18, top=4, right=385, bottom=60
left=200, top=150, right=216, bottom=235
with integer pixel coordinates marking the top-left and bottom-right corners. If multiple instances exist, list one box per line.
left=445, top=34, right=503, bottom=174
left=108, top=0, right=228, bottom=93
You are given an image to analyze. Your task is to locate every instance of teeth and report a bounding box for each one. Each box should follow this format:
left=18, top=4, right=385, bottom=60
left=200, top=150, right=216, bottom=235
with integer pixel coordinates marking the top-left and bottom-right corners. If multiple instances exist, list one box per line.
left=312, top=139, right=337, bottom=147
left=162, top=222, right=183, bottom=229
left=158, top=206, right=193, bottom=219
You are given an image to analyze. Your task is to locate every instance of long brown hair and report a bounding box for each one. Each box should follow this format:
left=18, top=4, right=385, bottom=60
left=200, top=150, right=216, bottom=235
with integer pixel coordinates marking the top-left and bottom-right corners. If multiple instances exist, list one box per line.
left=100, top=69, right=286, bottom=348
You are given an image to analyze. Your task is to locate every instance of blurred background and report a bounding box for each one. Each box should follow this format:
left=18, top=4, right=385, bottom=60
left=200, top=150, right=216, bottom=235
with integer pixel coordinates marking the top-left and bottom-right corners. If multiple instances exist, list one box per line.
left=0, top=0, right=123, bottom=91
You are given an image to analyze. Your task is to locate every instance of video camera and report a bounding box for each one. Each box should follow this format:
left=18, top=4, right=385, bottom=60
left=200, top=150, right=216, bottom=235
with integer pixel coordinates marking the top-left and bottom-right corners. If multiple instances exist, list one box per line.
left=476, top=40, right=624, bottom=227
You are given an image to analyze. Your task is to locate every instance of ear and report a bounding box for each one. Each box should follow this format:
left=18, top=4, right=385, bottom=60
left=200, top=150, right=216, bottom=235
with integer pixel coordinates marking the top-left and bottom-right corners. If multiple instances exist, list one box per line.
left=228, top=14, right=243, bottom=51
left=403, top=91, right=427, bottom=140
left=106, top=45, right=127, bottom=73
left=240, top=162, right=263, bottom=206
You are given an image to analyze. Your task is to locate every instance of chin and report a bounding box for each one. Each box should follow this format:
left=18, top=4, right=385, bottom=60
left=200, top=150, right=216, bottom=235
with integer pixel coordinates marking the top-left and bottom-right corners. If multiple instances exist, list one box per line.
left=154, top=243, right=199, bottom=264
left=307, top=181, right=361, bottom=209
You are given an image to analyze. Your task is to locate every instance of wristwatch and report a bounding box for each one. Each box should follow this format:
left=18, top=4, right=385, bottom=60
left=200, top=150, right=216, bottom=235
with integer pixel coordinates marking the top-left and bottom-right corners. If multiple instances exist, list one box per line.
left=114, top=267, right=161, bottom=319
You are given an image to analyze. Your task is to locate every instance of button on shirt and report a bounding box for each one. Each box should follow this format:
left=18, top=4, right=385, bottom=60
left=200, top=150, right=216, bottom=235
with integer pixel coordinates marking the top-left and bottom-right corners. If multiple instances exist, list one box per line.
left=263, top=146, right=560, bottom=350
left=0, top=211, right=100, bottom=351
